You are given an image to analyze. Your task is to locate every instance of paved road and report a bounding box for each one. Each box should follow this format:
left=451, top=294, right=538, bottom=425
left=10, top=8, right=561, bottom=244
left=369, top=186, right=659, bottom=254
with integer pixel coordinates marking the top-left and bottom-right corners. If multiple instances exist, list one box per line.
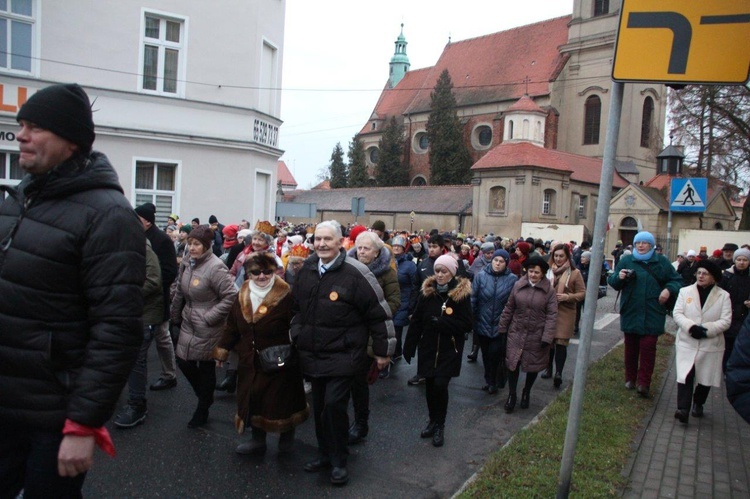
left=84, top=294, right=624, bottom=498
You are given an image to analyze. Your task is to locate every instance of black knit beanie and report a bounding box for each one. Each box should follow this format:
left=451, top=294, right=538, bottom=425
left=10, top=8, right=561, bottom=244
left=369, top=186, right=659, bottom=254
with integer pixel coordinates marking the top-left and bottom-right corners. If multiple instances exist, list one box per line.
left=17, top=83, right=95, bottom=153
left=134, top=202, right=156, bottom=225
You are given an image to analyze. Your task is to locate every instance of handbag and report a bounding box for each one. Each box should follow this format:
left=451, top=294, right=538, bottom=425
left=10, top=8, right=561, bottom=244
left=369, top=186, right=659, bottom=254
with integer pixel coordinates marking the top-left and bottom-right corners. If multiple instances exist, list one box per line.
left=597, top=285, right=608, bottom=299
left=257, top=344, right=296, bottom=373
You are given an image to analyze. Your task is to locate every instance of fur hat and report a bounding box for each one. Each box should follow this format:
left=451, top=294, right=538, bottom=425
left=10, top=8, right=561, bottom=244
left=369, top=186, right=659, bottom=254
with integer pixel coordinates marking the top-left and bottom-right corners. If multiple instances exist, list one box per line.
left=524, top=255, right=549, bottom=273
left=134, top=203, right=156, bottom=225
left=188, top=225, right=213, bottom=250
left=695, top=259, right=723, bottom=282
left=17, top=83, right=95, bottom=152
left=434, top=254, right=458, bottom=276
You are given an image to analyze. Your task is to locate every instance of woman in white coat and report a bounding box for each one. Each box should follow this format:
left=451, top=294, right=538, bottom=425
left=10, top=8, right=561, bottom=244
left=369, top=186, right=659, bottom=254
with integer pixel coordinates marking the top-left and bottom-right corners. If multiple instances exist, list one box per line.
left=672, top=260, right=731, bottom=424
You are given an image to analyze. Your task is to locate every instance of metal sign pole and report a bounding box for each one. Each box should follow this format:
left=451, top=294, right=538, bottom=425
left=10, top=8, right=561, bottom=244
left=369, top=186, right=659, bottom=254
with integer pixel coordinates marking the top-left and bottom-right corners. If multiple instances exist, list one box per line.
left=556, top=81, right=624, bottom=498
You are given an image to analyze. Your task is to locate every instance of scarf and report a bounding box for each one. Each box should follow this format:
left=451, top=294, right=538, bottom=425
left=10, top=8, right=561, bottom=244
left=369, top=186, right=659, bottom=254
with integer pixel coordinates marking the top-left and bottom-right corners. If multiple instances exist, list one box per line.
left=551, top=261, right=571, bottom=293
left=633, top=247, right=655, bottom=261
left=249, top=278, right=274, bottom=313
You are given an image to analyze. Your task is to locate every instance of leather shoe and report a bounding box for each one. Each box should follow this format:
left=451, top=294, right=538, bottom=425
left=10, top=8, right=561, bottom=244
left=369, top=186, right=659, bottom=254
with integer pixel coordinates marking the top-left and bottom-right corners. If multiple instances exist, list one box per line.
left=330, top=467, right=349, bottom=485
left=636, top=385, right=650, bottom=398
left=420, top=421, right=438, bottom=438
left=624, top=380, right=635, bottom=390
left=432, top=425, right=445, bottom=447
left=553, top=373, right=563, bottom=389
left=504, top=393, right=517, bottom=413
left=691, top=403, right=704, bottom=418
left=487, top=385, right=498, bottom=395
left=187, top=409, right=208, bottom=428
left=347, top=421, right=368, bottom=444
left=520, top=389, right=530, bottom=409
left=674, top=409, right=689, bottom=424
left=149, top=377, right=176, bottom=391
left=304, top=458, right=331, bottom=472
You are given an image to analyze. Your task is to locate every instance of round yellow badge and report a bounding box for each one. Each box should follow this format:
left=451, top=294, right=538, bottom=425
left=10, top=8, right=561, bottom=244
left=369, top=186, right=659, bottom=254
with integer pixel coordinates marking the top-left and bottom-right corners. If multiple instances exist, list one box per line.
left=329, top=291, right=339, bottom=301
left=258, top=305, right=268, bottom=314
left=686, top=297, right=693, bottom=304
left=192, top=279, right=200, bottom=286
left=445, top=307, right=453, bottom=315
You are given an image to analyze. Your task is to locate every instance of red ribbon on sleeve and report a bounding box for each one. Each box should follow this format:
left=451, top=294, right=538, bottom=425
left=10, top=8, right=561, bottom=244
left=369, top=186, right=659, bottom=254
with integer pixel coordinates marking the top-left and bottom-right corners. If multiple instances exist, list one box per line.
left=62, top=419, right=116, bottom=457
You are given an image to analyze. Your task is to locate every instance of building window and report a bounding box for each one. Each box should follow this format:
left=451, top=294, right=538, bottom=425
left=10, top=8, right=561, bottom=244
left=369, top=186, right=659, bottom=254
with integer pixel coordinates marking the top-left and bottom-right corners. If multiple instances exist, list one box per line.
left=583, top=95, right=601, bottom=145
left=413, top=132, right=428, bottom=153
left=135, top=161, right=177, bottom=224
left=259, top=40, right=279, bottom=115
left=0, top=0, right=34, bottom=73
left=411, top=176, right=427, bottom=186
left=593, top=0, right=609, bottom=17
left=578, top=195, right=588, bottom=219
left=367, top=147, right=379, bottom=165
left=489, top=186, right=506, bottom=212
left=477, top=126, right=492, bottom=146
left=508, top=120, right=514, bottom=139
left=141, top=12, right=186, bottom=96
left=543, top=189, right=556, bottom=215
left=640, top=97, right=654, bottom=148
left=0, top=150, right=21, bottom=198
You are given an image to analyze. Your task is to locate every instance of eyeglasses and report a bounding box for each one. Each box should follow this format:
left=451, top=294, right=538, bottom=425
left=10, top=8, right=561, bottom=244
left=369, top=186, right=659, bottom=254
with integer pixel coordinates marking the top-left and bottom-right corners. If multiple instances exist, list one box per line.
left=695, top=271, right=711, bottom=277
left=249, top=269, right=274, bottom=276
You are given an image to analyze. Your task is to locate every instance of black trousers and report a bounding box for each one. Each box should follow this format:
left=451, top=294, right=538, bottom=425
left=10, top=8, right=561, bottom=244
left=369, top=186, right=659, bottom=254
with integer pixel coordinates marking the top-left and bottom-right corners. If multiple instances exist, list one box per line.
left=425, top=376, right=451, bottom=425
left=677, top=366, right=711, bottom=412
left=477, top=335, right=506, bottom=387
left=311, top=376, right=353, bottom=467
left=177, top=358, right=216, bottom=411
left=350, top=369, right=370, bottom=423
left=0, top=426, right=86, bottom=499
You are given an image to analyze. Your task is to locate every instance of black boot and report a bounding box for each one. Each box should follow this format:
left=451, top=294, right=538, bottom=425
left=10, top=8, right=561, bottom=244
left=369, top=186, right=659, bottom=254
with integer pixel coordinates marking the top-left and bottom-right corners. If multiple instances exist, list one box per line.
left=215, top=369, right=237, bottom=393
left=188, top=407, right=209, bottom=428
left=553, top=372, right=563, bottom=389
left=236, top=427, right=267, bottom=455
left=432, top=425, right=445, bottom=447
left=420, top=421, right=438, bottom=438
left=347, top=420, right=369, bottom=444
left=278, top=428, right=295, bottom=453
left=504, top=393, right=517, bottom=413
left=467, top=344, right=479, bottom=363
left=520, top=389, right=530, bottom=409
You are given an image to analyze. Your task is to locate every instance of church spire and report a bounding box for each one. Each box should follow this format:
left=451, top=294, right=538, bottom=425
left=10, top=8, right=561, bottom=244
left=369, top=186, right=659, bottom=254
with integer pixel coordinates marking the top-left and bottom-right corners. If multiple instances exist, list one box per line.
left=389, top=23, right=410, bottom=88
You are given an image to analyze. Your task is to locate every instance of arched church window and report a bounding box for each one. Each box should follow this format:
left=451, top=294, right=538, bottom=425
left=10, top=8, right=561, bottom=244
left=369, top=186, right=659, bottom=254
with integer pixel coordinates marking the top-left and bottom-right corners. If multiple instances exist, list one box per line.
left=584, top=95, right=601, bottom=145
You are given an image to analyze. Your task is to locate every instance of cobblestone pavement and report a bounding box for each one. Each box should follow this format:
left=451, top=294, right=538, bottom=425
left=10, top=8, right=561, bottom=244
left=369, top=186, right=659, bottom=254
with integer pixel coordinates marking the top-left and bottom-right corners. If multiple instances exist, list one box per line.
left=621, top=351, right=750, bottom=498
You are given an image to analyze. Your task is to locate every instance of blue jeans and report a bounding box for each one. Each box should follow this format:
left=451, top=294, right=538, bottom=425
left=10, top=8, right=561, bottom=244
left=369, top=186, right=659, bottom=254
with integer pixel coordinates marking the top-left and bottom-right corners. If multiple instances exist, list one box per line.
left=127, top=324, right=157, bottom=404
left=0, top=426, right=86, bottom=498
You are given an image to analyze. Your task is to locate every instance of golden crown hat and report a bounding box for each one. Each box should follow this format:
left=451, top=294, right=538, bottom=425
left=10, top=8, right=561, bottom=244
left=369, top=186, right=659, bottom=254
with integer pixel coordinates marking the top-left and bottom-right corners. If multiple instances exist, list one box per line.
left=255, top=220, right=276, bottom=236
left=306, top=226, right=315, bottom=234
left=289, top=244, right=310, bottom=258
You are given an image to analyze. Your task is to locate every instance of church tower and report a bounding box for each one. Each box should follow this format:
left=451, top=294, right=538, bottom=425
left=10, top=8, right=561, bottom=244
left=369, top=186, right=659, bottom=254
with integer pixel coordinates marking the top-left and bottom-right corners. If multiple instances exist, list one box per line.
left=389, top=24, right=410, bottom=88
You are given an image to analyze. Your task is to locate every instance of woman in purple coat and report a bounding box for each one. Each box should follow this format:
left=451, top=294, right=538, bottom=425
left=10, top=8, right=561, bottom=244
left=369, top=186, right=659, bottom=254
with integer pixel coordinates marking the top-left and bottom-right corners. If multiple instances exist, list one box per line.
left=498, top=256, right=558, bottom=413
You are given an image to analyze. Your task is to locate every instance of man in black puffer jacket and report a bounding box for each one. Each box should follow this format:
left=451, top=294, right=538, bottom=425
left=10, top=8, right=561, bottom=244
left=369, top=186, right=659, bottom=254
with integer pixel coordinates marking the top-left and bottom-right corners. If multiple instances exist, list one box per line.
left=0, top=84, right=145, bottom=497
left=291, top=220, right=394, bottom=486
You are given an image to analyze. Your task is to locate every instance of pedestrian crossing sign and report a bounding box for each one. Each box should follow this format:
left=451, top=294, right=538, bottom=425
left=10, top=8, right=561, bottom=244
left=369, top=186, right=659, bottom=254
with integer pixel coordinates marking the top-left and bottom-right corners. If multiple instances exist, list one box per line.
left=670, top=178, right=707, bottom=212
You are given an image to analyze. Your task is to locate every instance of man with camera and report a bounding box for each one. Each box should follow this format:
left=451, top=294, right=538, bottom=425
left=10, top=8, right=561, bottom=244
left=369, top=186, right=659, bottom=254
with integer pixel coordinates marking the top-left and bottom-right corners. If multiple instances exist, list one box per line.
left=608, top=231, right=683, bottom=398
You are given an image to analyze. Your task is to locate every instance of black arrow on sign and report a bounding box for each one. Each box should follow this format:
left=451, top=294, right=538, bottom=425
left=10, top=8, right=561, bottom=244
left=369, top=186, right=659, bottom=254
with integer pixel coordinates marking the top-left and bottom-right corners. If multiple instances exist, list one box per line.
left=627, top=12, right=692, bottom=74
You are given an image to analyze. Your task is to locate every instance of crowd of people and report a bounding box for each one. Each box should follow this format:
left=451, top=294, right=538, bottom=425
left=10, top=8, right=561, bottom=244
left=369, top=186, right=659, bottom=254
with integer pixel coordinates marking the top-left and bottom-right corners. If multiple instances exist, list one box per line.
left=2, top=83, right=749, bottom=496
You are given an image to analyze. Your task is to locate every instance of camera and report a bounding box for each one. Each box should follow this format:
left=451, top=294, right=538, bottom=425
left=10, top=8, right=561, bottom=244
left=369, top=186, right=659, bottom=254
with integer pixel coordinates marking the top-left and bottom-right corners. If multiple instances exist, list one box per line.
left=622, top=269, right=636, bottom=281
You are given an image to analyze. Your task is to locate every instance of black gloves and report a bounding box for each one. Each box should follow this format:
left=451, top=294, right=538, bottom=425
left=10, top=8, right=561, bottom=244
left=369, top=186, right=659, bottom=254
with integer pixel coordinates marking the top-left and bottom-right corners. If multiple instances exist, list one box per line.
left=689, top=325, right=708, bottom=339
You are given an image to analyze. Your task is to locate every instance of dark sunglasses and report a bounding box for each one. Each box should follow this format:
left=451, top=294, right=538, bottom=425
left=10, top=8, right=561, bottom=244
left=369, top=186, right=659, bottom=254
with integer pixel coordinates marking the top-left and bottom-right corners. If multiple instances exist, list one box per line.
left=249, top=269, right=274, bottom=276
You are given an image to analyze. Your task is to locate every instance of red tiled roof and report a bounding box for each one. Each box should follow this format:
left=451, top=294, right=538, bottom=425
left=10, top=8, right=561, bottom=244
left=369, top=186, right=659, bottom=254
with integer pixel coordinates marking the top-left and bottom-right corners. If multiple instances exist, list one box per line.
left=506, top=94, right=545, bottom=113
left=277, top=160, right=298, bottom=188
left=361, top=15, right=571, bottom=134
left=471, top=141, right=628, bottom=188
left=312, top=179, right=331, bottom=190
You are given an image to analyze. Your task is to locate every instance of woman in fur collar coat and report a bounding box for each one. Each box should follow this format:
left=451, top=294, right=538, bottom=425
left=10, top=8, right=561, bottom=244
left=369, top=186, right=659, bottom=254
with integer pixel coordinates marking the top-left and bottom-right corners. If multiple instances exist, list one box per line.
left=672, top=260, right=731, bottom=424
left=213, top=252, right=309, bottom=455
left=404, top=255, right=472, bottom=447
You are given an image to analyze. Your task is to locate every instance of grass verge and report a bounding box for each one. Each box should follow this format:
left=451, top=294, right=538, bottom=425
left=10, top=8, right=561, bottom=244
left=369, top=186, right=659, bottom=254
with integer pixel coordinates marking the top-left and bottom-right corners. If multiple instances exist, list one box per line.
left=459, top=333, right=675, bottom=498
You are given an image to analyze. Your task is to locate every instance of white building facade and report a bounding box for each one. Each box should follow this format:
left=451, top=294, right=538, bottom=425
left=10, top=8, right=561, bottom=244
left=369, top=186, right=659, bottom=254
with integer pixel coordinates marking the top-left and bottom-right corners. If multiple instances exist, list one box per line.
left=0, top=0, right=285, bottom=226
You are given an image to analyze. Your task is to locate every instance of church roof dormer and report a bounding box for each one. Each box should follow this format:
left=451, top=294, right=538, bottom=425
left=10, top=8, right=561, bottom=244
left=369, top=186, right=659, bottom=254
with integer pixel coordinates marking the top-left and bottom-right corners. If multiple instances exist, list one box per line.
left=389, top=24, right=410, bottom=88
left=502, top=94, right=547, bottom=146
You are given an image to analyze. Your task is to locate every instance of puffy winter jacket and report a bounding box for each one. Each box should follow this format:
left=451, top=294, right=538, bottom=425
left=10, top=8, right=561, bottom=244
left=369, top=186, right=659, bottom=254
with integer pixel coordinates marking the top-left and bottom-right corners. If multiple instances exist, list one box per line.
left=471, top=265, right=517, bottom=338
left=394, top=253, right=417, bottom=326
left=291, top=249, right=395, bottom=377
left=0, top=152, right=145, bottom=430
left=727, top=314, right=750, bottom=424
left=172, top=249, right=237, bottom=361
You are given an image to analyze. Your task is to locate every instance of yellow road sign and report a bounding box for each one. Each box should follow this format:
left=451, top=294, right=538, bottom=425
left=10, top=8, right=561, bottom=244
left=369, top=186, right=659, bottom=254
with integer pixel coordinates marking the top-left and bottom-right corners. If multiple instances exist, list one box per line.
left=613, top=0, right=750, bottom=84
